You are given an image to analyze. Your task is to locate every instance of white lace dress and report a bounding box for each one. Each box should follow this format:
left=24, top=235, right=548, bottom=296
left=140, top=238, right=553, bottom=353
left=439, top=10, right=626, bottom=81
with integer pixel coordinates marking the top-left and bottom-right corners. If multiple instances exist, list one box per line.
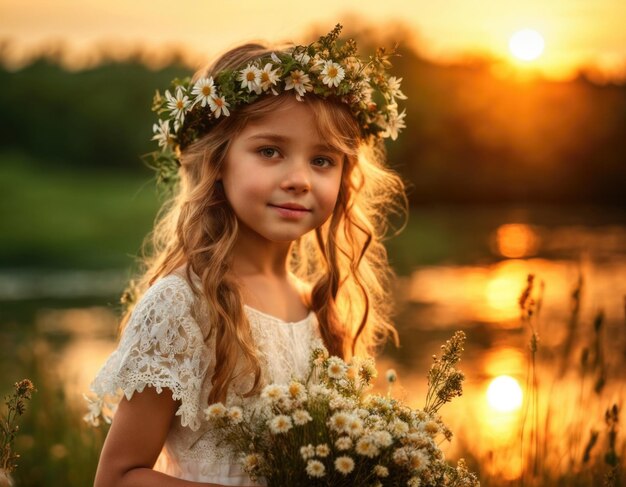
left=85, top=273, right=322, bottom=486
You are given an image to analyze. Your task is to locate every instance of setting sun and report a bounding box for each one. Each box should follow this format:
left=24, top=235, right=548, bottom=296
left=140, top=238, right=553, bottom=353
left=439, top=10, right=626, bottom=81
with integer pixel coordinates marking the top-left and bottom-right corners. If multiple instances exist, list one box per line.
left=509, top=29, right=545, bottom=61
left=487, top=375, right=523, bottom=412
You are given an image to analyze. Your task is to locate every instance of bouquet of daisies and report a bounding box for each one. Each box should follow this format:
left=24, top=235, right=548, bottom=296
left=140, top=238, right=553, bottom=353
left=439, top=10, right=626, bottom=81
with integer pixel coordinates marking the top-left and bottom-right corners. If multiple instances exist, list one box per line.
left=204, top=331, right=478, bottom=486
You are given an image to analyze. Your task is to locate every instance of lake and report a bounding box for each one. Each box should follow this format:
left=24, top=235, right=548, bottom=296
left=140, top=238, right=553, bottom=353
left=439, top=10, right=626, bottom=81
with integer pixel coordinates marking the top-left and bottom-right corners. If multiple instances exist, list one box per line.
left=1, top=204, right=625, bottom=485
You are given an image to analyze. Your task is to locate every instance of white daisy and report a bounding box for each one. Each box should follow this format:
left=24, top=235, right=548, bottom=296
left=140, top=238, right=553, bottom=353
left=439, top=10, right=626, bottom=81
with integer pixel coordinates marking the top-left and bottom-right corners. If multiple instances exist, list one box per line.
left=284, top=70, right=313, bottom=100
left=259, top=62, right=281, bottom=94
left=261, top=384, right=288, bottom=403
left=390, top=418, right=409, bottom=437
left=409, top=449, right=429, bottom=470
left=329, top=412, right=350, bottom=433
left=165, top=87, right=191, bottom=124
left=191, top=77, right=216, bottom=107
left=238, top=64, right=261, bottom=93
left=292, top=409, right=313, bottom=426
left=374, top=464, right=389, bottom=477
left=208, top=95, right=230, bottom=118
left=227, top=406, right=243, bottom=424
left=383, top=108, right=406, bottom=141
left=346, top=416, right=364, bottom=437
left=242, top=453, right=261, bottom=470
left=315, top=444, right=330, bottom=457
left=407, top=477, right=422, bottom=487
left=204, top=402, right=227, bottom=420
left=321, top=60, right=345, bottom=87
left=293, top=51, right=311, bottom=65
left=335, top=436, right=353, bottom=450
left=334, top=456, right=355, bottom=475
left=288, top=381, right=306, bottom=401
left=151, top=119, right=174, bottom=149
left=268, top=414, right=293, bottom=434
left=327, top=357, right=347, bottom=379
left=387, top=76, right=407, bottom=100
left=300, top=444, right=315, bottom=460
left=374, top=430, right=393, bottom=448
left=355, top=436, right=380, bottom=458
left=305, top=459, right=326, bottom=478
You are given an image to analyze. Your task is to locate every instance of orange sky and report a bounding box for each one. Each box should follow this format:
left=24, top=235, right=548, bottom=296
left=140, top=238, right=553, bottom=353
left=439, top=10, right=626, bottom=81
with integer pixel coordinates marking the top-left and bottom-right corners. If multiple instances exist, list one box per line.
left=1, top=0, right=625, bottom=81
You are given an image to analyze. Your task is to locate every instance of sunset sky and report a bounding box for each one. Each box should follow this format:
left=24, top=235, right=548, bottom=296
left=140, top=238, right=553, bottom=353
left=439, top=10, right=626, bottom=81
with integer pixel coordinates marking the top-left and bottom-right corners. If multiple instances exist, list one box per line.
left=2, top=0, right=625, bottom=81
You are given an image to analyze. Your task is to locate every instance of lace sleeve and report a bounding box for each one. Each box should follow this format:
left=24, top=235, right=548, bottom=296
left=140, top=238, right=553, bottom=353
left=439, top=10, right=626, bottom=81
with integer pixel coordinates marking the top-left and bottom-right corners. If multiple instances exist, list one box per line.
left=84, top=274, right=210, bottom=431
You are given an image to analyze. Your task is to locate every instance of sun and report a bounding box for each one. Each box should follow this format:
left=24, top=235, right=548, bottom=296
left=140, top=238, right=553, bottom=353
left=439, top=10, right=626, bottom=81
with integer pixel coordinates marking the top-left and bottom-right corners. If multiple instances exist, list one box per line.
left=509, top=29, right=545, bottom=61
left=486, top=375, right=523, bottom=412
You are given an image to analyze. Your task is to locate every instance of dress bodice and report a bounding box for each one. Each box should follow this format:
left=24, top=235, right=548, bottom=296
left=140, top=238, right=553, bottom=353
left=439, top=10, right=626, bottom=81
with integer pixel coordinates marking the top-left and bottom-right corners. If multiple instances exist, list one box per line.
left=84, top=273, right=322, bottom=486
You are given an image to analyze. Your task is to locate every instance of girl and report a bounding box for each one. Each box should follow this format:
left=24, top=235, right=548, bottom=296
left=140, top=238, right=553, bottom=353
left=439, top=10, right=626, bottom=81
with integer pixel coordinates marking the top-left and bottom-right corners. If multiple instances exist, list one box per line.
left=85, top=25, right=408, bottom=486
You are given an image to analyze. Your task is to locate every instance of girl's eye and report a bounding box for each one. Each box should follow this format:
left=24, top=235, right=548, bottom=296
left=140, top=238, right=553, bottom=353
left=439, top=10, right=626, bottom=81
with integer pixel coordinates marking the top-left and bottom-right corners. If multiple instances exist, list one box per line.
left=259, top=147, right=279, bottom=158
left=312, top=157, right=335, bottom=168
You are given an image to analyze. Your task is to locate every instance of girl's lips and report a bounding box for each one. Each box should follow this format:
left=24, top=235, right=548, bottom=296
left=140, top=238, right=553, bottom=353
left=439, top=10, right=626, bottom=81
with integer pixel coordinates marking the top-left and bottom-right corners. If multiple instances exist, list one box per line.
left=269, top=204, right=311, bottom=219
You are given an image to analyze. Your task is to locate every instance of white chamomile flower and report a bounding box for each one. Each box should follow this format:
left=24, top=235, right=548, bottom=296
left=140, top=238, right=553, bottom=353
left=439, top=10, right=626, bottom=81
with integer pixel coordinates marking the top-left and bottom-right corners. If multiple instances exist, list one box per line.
left=334, top=456, right=355, bottom=475
left=391, top=418, right=410, bottom=437
left=387, top=76, right=408, bottom=100
left=208, top=95, right=230, bottom=118
left=293, top=51, right=311, bottom=65
left=242, top=453, right=261, bottom=470
left=383, top=108, right=406, bottom=141
left=284, top=70, right=313, bottom=101
left=327, top=357, right=348, bottom=379
left=329, top=412, right=350, bottom=434
left=408, top=477, right=422, bottom=487
left=261, top=384, right=288, bottom=403
left=300, top=444, right=315, bottom=460
left=227, top=406, right=243, bottom=424
left=259, top=62, right=281, bottom=94
left=374, top=430, right=393, bottom=448
left=374, top=464, right=389, bottom=477
left=335, top=436, right=353, bottom=450
left=151, top=119, right=173, bottom=149
left=315, top=443, right=330, bottom=457
left=321, top=60, right=345, bottom=88
left=270, top=52, right=281, bottom=64
left=292, top=409, right=313, bottom=425
left=268, top=414, right=293, bottom=434
left=165, top=87, right=191, bottom=123
left=191, top=76, right=216, bottom=107
left=355, top=436, right=380, bottom=458
left=238, top=64, right=261, bottom=93
left=204, top=402, right=227, bottom=420
left=305, top=459, right=326, bottom=478
left=288, top=381, right=306, bottom=401
left=409, top=449, right=429, bottom=470
left=346, top=415, right=364, bottom=437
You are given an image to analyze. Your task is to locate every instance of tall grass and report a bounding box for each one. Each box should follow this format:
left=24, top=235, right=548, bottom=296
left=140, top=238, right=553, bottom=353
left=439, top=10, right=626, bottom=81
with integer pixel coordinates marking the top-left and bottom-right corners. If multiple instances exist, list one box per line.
left=461, top=273, right=626, bottom=486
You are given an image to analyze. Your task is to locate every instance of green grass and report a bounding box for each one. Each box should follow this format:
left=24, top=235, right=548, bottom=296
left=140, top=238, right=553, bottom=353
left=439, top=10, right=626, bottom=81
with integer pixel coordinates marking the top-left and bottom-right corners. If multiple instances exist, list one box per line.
left=0, top=152, right=160, bottom=269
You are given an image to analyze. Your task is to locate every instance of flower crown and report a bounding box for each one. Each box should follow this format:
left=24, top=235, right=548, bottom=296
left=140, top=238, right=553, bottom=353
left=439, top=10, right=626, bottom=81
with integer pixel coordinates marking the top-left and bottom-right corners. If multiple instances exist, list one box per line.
left=147, top=24, right=407, bottom=188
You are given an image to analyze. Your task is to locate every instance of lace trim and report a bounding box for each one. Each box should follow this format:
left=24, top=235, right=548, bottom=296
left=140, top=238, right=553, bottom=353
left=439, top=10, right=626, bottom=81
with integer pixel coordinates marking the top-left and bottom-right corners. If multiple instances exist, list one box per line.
left=84, top=274, right=210, bottom=431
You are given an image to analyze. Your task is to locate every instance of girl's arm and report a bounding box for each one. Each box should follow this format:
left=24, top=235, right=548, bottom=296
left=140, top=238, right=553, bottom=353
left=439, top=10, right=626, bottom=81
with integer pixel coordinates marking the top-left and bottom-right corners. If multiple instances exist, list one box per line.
left=93, top=386, right=228, bottom=487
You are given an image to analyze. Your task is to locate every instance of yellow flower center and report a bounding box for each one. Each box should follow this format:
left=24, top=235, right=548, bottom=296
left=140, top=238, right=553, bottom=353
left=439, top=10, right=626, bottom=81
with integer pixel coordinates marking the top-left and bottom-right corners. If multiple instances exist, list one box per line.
left=328, top=67, right=338, bottom=77
left=176, top=100, right=184, bottom=109
left=261, top=72, right=269, bottom=82
left=246, top=71, right=256, bottom=81
left=202, top=86, right=212, bottom=96
left=214, top=98, right=223, bottom=107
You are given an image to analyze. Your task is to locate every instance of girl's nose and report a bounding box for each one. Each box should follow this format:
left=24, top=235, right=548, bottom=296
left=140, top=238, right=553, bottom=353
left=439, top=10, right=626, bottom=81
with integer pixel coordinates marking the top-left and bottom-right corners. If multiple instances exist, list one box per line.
left=281, top=159, right=311, bottom=193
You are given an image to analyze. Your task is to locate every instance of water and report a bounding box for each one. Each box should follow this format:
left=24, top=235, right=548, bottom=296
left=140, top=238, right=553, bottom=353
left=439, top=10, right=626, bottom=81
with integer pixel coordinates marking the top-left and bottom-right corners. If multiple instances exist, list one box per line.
left=1, top=204, right=625, bottom=483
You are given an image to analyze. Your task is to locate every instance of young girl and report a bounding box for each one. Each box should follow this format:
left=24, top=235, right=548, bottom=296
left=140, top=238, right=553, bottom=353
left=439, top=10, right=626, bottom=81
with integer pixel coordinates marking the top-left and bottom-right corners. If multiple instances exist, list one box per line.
left=85, top=25, right=408, bottom=486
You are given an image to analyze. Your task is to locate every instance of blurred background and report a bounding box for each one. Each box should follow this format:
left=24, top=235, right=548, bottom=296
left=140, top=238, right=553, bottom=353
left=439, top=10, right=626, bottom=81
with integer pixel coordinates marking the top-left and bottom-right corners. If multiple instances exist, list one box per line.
left=1, top=1, right=625, bottom=485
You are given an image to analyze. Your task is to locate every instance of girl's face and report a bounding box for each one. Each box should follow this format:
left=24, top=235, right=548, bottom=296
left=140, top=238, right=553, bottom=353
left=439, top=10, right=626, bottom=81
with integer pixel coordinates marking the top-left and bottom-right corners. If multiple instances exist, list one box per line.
left=220, top=96, right=344, bottom=244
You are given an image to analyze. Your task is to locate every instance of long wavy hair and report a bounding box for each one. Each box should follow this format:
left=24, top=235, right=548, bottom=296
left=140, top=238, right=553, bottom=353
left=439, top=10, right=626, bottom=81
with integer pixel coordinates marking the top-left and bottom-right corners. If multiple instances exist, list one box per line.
left=121, top=42, right=408, bottom=404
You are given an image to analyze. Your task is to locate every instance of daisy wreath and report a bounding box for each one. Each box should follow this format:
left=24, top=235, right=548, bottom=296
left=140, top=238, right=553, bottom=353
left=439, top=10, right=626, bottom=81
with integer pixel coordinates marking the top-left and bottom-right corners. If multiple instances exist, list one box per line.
left=147, top=24, right=407, bottom=188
